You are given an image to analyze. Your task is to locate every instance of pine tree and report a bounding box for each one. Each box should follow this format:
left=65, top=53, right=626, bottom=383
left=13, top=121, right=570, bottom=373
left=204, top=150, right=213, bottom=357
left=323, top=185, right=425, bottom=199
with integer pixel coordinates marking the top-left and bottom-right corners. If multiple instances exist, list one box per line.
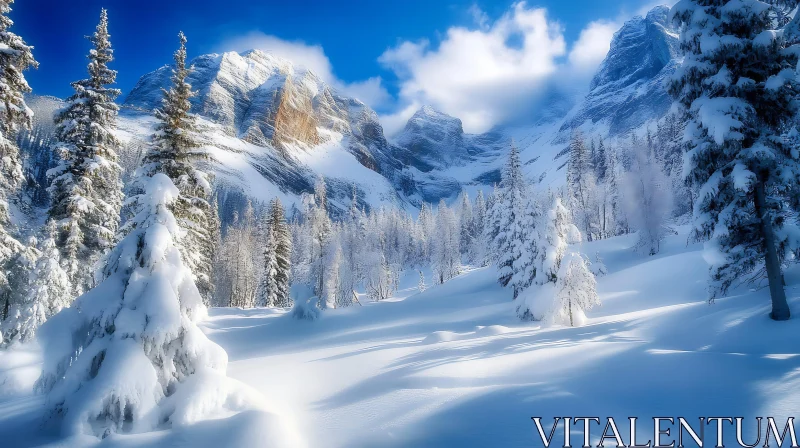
left=516, top=197, right=578, bottom=320
left=260, top=221, right=279, bottom=307
left=458, top=189, right=475, bottom=262
left=670, top=0, right=800, bottom=320
left=0, top=0, right=37, bottom=301
left=35, top=173, right=230, bottom=437
left=547, top=253, right=600, bottom=327
left=490, top=143, right=529, bottom=295
left=473, top=190, right=488, bottom=266
left=567, top=130, right=596, bottom=241
left=417, top=270, right=427, bottom=293
left=260, top=198, right=292, bottom=307
left=309, top=178, right=331, bottom=301
left=139, top=32, right=216, bottom=304
left=1, top=221, right=71, bottom=344
left=595, top=138, right=608, bottom=182
left=432, top=199, right=461, bottom=284
left=49, top=9, right=122, bottom=296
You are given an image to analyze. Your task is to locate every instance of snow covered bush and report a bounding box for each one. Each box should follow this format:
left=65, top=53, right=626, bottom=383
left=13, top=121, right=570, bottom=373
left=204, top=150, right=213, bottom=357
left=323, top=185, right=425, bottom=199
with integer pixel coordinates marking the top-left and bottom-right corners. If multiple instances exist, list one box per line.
left=291, top=296, right=322, bottom=321
left=590, top=252, right=608, bottom=277
left=35, top=174, right=235, bottom=438
left=545, top=253, right=600, bottom=327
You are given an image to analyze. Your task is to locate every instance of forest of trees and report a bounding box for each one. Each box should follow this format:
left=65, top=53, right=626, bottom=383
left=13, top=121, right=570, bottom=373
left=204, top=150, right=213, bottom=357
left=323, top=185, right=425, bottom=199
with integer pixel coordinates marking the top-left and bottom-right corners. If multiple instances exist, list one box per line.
left=3, top=0, right=800, bottom=346
left=1, top=0, right=800, bottom=435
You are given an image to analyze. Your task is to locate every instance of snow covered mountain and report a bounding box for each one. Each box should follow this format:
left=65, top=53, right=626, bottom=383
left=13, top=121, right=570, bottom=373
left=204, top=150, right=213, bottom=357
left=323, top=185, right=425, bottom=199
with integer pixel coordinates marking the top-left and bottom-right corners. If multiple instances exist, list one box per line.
left=388, top=5, right=681, bottom=193
left=22, top=5, right=680, bottom=216
left=121, top=49, right=412, bottom=216
left=561, top=5, right=680, bottom=136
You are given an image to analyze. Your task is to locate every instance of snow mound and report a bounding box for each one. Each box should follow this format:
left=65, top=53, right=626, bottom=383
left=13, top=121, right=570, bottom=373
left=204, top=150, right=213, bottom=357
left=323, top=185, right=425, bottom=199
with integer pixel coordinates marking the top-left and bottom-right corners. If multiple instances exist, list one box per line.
left=0, top=342, right=41, bottom=396
left=473, top=325, right=512, bottom=337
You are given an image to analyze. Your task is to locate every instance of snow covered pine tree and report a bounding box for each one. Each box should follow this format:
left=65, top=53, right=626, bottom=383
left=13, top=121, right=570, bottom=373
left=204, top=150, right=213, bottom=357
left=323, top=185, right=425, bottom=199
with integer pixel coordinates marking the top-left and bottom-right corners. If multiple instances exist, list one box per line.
left=670, top=0, right=800, bottom=320
left=1, top=221, right=71, bottom=344
left=36, top=174, right=235, bottom=437
left=138, top=32, right=217, bottom=304
left=489, top=142, right=529, bottom=297
left=49, top=9, right=123, bottom=296
left=0, top=0, right=37, bottom=309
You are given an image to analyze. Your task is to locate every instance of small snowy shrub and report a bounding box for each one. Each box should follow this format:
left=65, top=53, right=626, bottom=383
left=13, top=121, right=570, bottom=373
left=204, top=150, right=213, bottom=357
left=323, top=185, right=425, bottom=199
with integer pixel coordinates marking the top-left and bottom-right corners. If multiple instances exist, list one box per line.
left=35, top=174, right=232, bottom=438
left=591, top=252, right=607, bottom=277
left=291, top=296, right=322, bottom=321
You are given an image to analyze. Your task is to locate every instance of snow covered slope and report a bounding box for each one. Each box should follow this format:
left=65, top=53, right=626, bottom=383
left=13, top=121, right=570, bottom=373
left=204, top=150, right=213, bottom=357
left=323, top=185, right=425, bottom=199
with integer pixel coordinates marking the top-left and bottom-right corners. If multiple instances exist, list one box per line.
left=3, top=227, right=798, bottom=447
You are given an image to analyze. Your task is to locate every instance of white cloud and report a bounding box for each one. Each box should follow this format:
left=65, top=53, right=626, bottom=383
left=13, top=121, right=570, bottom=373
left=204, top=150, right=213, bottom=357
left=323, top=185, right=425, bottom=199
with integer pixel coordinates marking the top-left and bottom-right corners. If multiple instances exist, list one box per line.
left=379, top=2, right=568, bottom=134
left=218, top=32, right=391, bottom=110
left=568, top=21, right=618, bottom=71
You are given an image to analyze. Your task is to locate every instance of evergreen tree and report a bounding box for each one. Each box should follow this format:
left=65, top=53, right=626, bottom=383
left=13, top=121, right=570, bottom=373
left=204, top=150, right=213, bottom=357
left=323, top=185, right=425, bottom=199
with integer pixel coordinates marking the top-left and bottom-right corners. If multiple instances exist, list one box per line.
left=0, top=0, right=37, bottom=302
left=546, top=253, right=600, bottom=327
left=490, top=143, right=529, bottom=293
left=516, top=197, right=578, bottom=320
left=595, top=138, right=608, bottom=182
left=49, top=9, right=123, bottom=296
left=567, top=130, right=596, bottom=241
left=36, top=174, right=230, bottom=437
left=260, top=220, right=279, bottom=307
left=139, top=32, right=216, bottom=304
left=308, top=178, right=331, bottom=301
left=261, top=198, right=292, bottom=307
left=417, top=270, right=427, bottom=293
left=458, top=189, right=475, bottom=262
left=473, top=190, right=488, bottom=266
left=432, top=199, right=461, bottom=284
left=670, top=0, right=800, bottom=320
left=1, top=221, right=71, bottom=344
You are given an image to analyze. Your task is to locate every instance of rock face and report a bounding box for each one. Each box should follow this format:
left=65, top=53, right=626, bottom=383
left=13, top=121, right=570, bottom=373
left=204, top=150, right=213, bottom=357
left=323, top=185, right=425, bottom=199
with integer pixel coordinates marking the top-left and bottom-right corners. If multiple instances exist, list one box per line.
left=125, top=50, right=397, bottom=172
left=562, top=5, right=679, bottom=135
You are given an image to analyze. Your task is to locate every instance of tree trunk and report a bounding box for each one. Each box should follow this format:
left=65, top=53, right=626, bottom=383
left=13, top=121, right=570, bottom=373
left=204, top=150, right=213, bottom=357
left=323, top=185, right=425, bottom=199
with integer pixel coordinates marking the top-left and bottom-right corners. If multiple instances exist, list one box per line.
left=754, top=181, right=790, bottom=321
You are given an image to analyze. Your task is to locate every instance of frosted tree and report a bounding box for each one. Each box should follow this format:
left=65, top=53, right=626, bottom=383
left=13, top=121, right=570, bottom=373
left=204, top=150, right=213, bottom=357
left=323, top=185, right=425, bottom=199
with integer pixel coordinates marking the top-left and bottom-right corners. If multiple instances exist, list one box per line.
left=490, top=143, right=529, bottom=291
left=48, top=9, right=122, bottom=296
left=259, top=197, right=292, bottom=307
left=473, top=190, right=489, bottom=266
left=546, top=253, right=600, bottom=327
left=35, top=174, right=231, bottom=437
left=322, top=238, right=342, bottom=309
left=458, top=190, right=475, bottom=262
left=516, top=197, right=577, bottom=320
left=567, top=131, right=596, bottom=240
left=138, top=32, right=216, bottom=304
left=308, top=178, right=332, bottom=300
left=510, top=192, right=543, bottom=300
left=0, top=0, right=37, bottom=290
left=217, top=206, right=259, bottom=308
left=432, top=199, right=461, bottom=284
left=259, top=221, right=279, bottom=307
left=670, top=0, right=800, bottom=320
left=417, top=270, right=427, bottom=293
left=1, top=221, right=72, bottom=344
left=622, top=147, right=674, bottom=255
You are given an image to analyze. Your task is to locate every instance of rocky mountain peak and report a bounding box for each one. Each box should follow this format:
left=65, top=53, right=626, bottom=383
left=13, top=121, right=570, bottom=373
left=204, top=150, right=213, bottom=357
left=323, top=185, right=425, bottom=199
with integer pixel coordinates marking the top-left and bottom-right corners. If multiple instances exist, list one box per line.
left=590, top=5, right=678, bottom=92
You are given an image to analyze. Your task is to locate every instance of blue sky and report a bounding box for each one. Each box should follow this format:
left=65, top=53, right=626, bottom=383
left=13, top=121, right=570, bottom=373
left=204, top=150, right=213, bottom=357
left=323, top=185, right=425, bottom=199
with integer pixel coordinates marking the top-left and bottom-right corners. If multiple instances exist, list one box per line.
left=16, top=0, right=665, bottom=133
